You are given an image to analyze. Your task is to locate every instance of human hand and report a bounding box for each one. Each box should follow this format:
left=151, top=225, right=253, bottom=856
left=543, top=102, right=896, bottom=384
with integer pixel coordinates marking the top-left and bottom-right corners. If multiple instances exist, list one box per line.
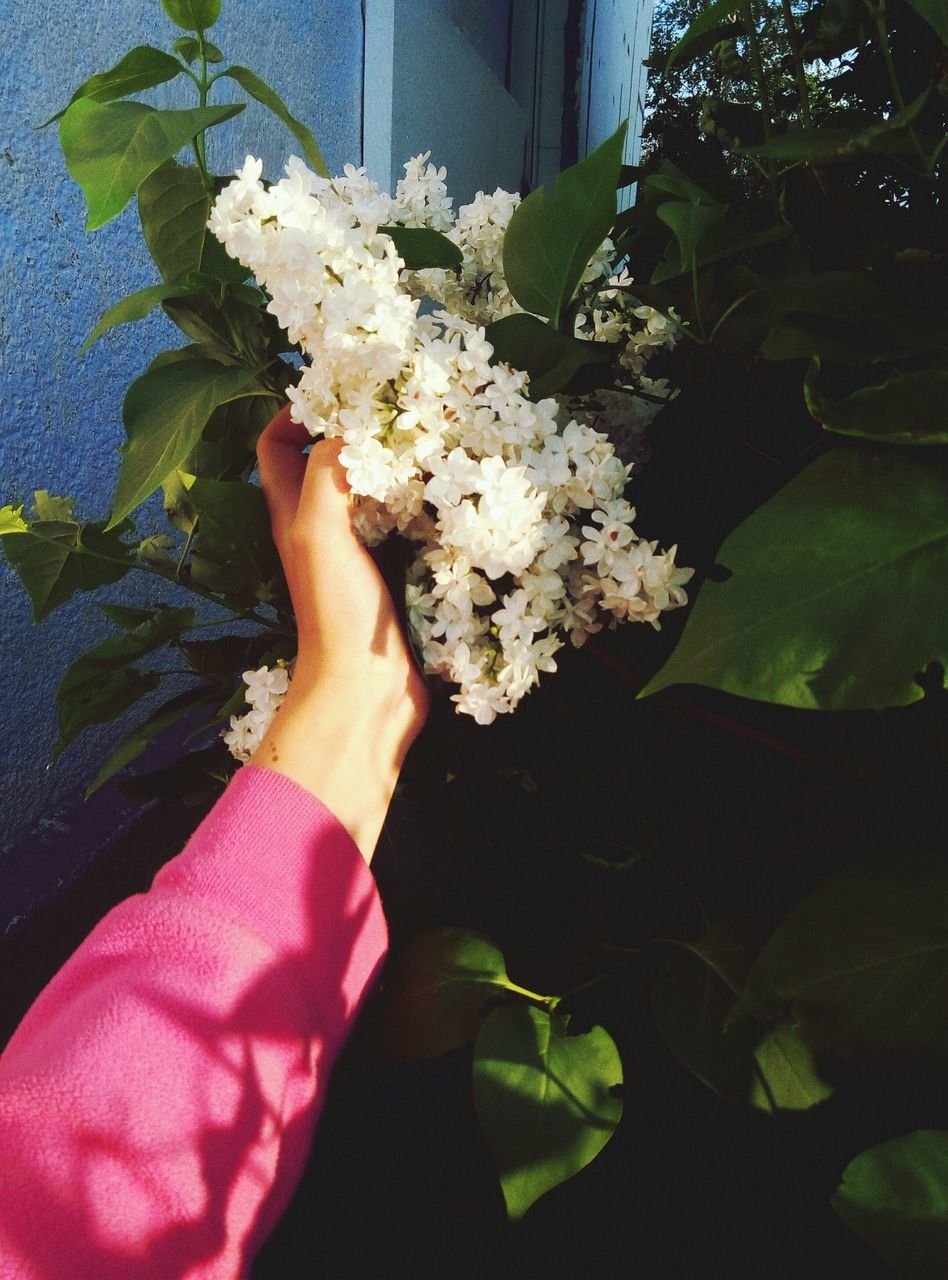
left=250, top=403, right=430, bottom=863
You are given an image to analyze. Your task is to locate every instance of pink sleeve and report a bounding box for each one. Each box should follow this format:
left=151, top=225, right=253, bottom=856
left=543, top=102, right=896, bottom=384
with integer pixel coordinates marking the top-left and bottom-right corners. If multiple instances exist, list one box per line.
left=0, top=764, right=388, bottom=1280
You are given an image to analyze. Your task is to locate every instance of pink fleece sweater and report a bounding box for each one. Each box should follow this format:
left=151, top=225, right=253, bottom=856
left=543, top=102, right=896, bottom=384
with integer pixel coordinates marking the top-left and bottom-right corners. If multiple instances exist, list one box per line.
left=0, top=764, right=388, bottom=1279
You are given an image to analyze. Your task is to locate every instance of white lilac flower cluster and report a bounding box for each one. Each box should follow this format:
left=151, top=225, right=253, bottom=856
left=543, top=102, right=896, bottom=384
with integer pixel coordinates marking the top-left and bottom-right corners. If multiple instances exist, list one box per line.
left=209, top=153, right=692, bottom=747
left=222, top=663, right=289, bottom=763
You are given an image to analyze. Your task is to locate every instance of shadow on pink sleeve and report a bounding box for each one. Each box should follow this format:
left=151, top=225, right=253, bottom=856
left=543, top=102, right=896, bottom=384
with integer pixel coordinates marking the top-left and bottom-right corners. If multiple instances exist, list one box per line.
left=0, top=765, right=388, bottom=1279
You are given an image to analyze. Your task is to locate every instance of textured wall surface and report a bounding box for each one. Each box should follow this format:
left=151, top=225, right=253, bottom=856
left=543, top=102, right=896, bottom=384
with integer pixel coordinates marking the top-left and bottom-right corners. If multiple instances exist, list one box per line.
left=578, top=0, right=654, bottom=203
left=0, top=1, right=363, bottom=887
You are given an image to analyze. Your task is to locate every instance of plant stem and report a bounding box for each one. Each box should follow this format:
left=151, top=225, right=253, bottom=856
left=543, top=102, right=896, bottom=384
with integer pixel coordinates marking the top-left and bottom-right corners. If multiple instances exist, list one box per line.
left=192, top=31, right=213, bottom=193
left=742, top=0, right=781, bottom=217
left=871, top=2, right=929, bottom=167
left=175, top=522, right=198, bottom=579
left=559, top=957, right=641, bottom=1002
left=708, top=288, right=763, bottom=343
left=25, top=523, right=292, bottom=636
left=780, top=0, right=812, bottom=127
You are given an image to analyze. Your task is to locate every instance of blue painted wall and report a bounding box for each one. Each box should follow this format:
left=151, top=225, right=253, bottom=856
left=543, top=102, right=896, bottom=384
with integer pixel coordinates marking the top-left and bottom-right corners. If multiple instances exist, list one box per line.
left=0, top=1, right=363, bottom=886
left=578, top=0, right=654, bottom=205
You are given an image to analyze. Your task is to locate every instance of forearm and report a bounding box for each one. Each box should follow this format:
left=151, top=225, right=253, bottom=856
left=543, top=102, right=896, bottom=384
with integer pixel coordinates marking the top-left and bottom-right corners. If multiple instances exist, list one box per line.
left=0, top=766, right=387, bottom=1279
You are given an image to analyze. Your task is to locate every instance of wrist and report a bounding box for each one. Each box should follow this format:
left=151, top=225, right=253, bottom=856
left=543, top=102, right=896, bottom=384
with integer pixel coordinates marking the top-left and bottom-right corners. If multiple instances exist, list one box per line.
left=250, top=670, right=426, bottom=864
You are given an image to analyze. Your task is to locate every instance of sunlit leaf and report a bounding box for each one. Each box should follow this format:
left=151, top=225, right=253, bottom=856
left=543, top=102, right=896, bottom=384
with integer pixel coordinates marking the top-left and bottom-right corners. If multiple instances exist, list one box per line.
left=41, top=46, right=185, bottom=126
left=473, top=1003, right=623, bottom=1220
left=503, top=122, right=626, bottom=327
left=60, top=98, right=244, bottom=229
left=109, top=357, right=262, bottom=527
left=221, top=66, right=327, bottom=175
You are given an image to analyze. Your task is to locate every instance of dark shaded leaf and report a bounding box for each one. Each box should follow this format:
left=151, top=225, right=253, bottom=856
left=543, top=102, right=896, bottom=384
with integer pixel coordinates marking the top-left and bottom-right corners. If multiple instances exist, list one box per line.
left=486, top=313, right=619, bottom=398
left=833, top=1131, right=948, bottom=1278
left=54, top=606, right=194, bottom=757
left=85, top=684, right=219, bottom=797
left=641, top=448, right=948, bottom=709
left=370, top=927, right=520, bottom=1062
left=736, top=848, right=948, bottom=1067
left=380, top=225, right=463, bottom=271
left=651, top=918, right=832, bottom=1111
left=805, top=358, right=948, bottom=446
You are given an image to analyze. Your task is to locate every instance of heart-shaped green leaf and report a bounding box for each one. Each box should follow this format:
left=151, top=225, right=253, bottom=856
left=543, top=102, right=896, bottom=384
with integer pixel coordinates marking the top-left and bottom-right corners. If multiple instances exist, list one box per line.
left=1, top=500, right=136, bottom=622
left=473, top=1003, right=623, bottom=1220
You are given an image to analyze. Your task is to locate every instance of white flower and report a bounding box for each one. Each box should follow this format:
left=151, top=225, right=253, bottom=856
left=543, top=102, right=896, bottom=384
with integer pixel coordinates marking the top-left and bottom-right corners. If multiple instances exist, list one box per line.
left=210, top=152, right=690, bottom=737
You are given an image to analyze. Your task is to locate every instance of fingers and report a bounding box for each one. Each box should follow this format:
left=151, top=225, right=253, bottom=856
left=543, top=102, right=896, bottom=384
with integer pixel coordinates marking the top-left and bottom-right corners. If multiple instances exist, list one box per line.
left=257, top=403, right=356, bottom=552
left=296, top=436, right=353, bottom=538
left=256, top=404, right=310, bottom=546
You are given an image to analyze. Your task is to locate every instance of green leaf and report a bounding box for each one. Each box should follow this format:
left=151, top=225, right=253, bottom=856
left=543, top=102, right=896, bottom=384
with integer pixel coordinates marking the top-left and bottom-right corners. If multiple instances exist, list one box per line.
left=2, top=507, right=136, bottom=622
left=41, top=45, right=185, bottom=126
left=736, top=848, right=948, bottom=1067
left=60, top=98, right=244, bottom=230
left=185, top=476, right=283, bottom=601
left=81, top=283, right=201, bottom=353
left=905, top=0, right=948, bottom=42
left=110, top=357, right=262, bottom=527
left=640, top=447, right=948, bottom=710
left=54, top=606, right=194, bottom=757
left=650, top=919, right=832, bottom=1112
left=32, top=492, right=75, bottom=521
left=503, top=122, right=627, bottom=327
left=0, top=504, right=29, bottom=534
left=161, top=0, right=221, bottom=31
left=97, top=602, right=161, bottom=629
left=139, top=162, right=212, bottom=285
left=221, top=66, right=327, bottom=176
left=379, top=225, right=463, bottom=271
left=118, top=742, right=232, bottom=805
left=738, top=94, right=931, bottom=172
left=473, top=1004, right=623, bottom=1220
left=173, top=36, right=223, bottom=62
left=653, top=200, right=725, bottom=282
left=832, top=1131, right=948, bottom=1279
left=85, top=684, right=219, bottom=797
left=805, top=359, right=948, bottom=446
left=369, top=927, right=522, bottom=1062
left=666, top=0, right=746, bottom=72
left=486, top=313, right=619, bottom=399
